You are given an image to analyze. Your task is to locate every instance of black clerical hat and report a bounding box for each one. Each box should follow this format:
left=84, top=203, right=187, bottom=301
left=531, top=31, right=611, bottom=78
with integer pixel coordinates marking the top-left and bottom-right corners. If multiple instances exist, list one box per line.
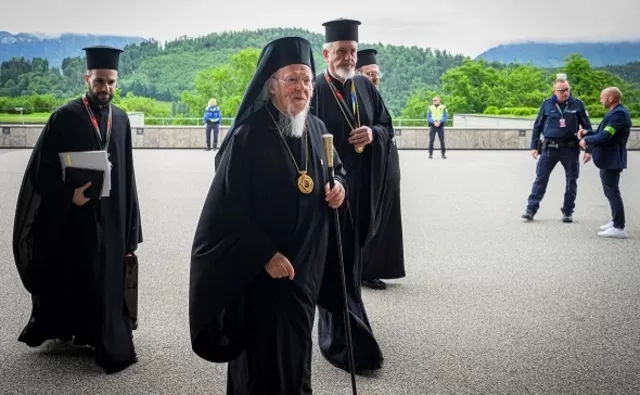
left=356, top=48, right=378, bottom=69
left=322, top=18, right=361, bottom=42
left=214, top=36, right=316, bottom=168
left=82, top=45, right=123, bottom=70
left=256, top=36, right=315, bottom=78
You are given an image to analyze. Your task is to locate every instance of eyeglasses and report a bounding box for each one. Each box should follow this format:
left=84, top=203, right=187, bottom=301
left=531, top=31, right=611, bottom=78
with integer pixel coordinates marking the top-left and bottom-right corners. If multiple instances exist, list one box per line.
left=272, top=76, right=313, bottom=88
left=365, top=71, right=382, bottom=79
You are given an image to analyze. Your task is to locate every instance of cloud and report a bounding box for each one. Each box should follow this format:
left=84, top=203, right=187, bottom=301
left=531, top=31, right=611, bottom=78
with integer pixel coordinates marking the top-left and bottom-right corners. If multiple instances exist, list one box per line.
left=1, top=0, right=638, bottom=57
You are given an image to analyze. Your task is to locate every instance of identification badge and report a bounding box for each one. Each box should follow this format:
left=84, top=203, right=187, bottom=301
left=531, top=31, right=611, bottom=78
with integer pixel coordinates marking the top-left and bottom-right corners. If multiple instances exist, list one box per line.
left=559, top=118, right=566, bottom=128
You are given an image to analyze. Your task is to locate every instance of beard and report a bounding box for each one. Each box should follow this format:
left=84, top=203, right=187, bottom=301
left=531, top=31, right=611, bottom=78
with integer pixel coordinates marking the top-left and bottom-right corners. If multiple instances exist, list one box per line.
left=277, top=103, right=309, bottom=139
left=334, top=66, right=355, bottom=81
left=88, top=89, right=113, bottom=106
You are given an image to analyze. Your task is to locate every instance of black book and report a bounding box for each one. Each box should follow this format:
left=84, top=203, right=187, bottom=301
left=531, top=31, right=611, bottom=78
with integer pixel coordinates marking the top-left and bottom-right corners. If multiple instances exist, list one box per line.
left=64, top=167, right=105, bottom=200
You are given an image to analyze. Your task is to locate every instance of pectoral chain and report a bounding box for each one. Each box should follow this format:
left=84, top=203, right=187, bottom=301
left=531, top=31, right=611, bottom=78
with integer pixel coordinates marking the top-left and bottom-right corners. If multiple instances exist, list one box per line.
left=323, top=70, right=364, bottom=153
left=266, top=106, right=314, bottom=194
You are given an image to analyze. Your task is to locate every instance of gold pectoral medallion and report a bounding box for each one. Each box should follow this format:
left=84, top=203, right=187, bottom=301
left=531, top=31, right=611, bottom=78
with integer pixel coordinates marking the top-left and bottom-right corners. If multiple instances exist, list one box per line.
left=297, top=172, right=314, bottom=194
left=266, top=105, right=313, bottom=195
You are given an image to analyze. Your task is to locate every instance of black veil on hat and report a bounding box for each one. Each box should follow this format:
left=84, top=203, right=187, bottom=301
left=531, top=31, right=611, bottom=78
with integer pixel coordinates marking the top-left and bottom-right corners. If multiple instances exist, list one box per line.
left=356, top=48, right=377, bottom=69
left=214, top=36, right=316, bottom=167
left=82, top=45, right=123, bottom=70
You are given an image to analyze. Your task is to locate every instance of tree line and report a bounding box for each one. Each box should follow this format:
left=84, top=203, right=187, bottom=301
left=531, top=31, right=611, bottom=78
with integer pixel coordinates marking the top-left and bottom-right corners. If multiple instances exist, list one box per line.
left=400, top=54, right=640, bottom=124
left=0, top=27, right=471, bottom=116
left=1, top=36, right=638, bottom=126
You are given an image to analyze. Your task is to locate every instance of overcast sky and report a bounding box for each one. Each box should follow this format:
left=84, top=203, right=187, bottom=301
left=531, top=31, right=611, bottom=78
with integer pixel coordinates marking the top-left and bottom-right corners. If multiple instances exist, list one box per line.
left=2, top=0, right=639, bottom=57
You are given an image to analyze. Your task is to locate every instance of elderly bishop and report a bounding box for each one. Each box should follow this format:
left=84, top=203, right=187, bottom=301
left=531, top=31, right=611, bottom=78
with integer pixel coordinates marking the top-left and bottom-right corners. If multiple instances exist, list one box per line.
left=189, top=36, right=347, bottom=394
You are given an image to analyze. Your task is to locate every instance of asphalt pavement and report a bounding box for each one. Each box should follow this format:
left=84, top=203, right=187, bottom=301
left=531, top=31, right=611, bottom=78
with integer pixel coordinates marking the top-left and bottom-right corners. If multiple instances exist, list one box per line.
left=1, top=149, right=638, bottom=395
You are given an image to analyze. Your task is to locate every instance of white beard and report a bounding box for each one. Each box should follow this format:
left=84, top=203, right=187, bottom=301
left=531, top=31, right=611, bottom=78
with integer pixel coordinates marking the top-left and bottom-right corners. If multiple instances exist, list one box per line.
left=335, top=67, right=355, bottom=81
left=277, top=105, right=308, bottom=138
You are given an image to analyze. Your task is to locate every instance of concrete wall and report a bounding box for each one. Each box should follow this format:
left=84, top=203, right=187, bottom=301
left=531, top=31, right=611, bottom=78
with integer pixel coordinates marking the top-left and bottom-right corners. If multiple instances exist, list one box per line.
left=453, top=114, right=606, bottom=129
left=2, top=124, right=639, bottom=150
left=453, top=114, right=538, bottom=129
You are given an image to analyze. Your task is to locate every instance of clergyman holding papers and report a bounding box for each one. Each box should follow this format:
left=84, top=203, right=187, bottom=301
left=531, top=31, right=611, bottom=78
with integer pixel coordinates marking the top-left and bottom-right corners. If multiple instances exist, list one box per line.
left=12, top=45, right=143, bottom=374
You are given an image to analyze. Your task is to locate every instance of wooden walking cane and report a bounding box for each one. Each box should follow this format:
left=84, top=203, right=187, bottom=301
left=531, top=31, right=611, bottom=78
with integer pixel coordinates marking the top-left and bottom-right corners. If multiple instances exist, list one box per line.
left=322, top=134, right=358, bottom=395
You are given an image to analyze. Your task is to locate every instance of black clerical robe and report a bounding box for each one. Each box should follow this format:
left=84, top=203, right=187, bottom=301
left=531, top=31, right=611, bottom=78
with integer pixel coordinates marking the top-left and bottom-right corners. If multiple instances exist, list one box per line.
left=311, top=72, right=392, bottom=372
left=362, top=122, right=405, bottom=281
left=12, top=96, right=142, bottom=373
left=189, top=101, right=346, bottom=394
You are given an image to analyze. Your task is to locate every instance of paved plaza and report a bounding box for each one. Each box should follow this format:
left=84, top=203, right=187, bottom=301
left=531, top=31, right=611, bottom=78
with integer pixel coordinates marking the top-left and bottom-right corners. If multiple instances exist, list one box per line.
left=1, top=149, right=639, bottom=395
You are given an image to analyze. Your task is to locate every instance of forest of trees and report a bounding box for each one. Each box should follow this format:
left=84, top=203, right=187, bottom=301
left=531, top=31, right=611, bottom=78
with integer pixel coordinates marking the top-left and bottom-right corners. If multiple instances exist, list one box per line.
left=0, top=28, right=467, bottom=116
left=1, top=28, right=639, bottom=124
left=400, top=54, right=640, bottom=123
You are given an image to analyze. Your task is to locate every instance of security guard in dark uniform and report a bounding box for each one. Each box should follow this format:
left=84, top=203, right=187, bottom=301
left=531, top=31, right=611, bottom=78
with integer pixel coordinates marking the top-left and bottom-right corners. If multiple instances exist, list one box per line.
left=579, top=86, right=631, bottom=239
left=522, top=77, right=593, bottom=222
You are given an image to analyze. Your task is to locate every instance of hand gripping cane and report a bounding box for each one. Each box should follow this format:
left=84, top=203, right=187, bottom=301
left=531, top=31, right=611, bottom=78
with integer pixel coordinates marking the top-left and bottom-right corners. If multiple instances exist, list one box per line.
left=322, top=134, right=358, bottom=395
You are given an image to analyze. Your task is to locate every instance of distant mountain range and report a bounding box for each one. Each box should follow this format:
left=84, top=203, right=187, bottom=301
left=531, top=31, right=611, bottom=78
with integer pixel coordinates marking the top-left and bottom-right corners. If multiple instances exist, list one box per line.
left=475, top=41, right=640, bottom=67
left=2, top=31, right=640, bottom=69
left=0, top=31, right=146, bottom=68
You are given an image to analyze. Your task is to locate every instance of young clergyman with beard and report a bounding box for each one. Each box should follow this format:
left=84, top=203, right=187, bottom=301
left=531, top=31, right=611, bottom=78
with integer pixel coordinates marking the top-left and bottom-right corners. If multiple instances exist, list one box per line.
left=13, top=45, right=143, bottom=374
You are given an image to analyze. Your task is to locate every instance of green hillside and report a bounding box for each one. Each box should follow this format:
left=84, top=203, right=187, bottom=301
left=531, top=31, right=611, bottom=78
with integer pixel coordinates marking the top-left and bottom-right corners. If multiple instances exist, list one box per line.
left=113, top=27, right=469, bottom=114
left=1, top=28, right=639, bottom=125
left=0, top=28, right=467, bottom=115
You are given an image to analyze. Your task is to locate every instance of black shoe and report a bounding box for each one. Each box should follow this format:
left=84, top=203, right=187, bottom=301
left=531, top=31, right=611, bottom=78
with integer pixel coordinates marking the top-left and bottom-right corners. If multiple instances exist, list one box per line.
left=442, top=153, right=447, bottom=159
left=205, top=147, right=211, bottom=151
left=428, top=154, right=433, bottom=159
left=562, top=214, right=573, bottom=223
left=522, top=212, right=534, bottom=221
left=362, top=279, right=387, bottom=290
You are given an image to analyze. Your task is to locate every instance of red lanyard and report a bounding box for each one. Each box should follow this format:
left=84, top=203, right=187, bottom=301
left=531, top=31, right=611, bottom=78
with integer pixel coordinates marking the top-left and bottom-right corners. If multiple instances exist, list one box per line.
left=323, top=70, right=359, bottom=115
left=323, top=69, right=360, bottom=130
left=82, top=93, right=112, bottom=151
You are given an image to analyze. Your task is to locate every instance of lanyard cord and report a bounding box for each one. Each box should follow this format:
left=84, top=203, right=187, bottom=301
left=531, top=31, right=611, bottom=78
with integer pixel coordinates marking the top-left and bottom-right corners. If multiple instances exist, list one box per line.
left=82, top=93, right=112, bottom=151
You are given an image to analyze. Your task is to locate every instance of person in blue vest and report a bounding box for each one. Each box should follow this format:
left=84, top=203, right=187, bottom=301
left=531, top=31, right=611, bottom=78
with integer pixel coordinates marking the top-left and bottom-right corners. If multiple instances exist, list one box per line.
left=578, top=86, right=631, bottom=239
left=202, top=99, right=222, bottom=150
left=522, top=77, right=593, bottom=222
left=427, top=96, right=448, bottom=158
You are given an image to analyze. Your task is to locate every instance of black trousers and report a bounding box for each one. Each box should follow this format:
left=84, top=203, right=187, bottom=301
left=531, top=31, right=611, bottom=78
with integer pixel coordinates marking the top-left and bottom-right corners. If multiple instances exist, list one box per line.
left=205, top=122, right=220, bottom=148
left=600, top=168, right=625, bottom=229
left=526, top=147, right=580, bottom=215
left=429, top=125, right=445, bottom=154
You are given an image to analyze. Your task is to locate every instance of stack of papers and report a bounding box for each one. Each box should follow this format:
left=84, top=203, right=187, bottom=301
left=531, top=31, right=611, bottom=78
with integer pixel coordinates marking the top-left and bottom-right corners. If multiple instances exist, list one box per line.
left=58, top=150, right=111, bottom=197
